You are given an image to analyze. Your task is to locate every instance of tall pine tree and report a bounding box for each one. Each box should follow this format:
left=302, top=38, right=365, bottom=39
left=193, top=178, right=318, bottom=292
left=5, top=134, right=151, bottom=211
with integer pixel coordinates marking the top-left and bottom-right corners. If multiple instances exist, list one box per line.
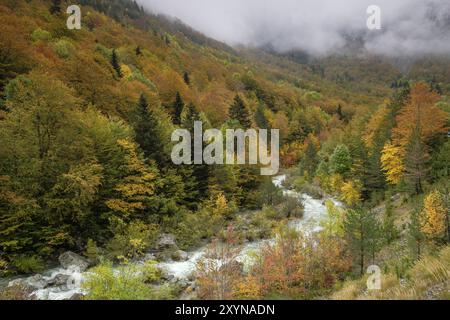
left=172, top=92, right=184, bottom=125
left=134, top=94, right=167, bottom=166
left=229, top=95, right=251, bottom=129
left=111, top=49, right=122, bottom=78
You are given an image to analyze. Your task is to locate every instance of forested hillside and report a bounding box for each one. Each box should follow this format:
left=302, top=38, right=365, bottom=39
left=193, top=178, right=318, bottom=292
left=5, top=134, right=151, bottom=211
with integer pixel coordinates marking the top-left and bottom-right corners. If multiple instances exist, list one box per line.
left=0, top=0, right=449, bottom=300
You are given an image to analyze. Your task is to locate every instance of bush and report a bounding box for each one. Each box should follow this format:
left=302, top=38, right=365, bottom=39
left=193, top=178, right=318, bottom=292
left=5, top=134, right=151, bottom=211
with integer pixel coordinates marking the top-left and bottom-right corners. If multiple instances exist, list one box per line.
left=281, top=196, right=304, bottom=218
left=85, top=239, right=100, bottom=263
left=11, top=255, right=44, bottom=274
left=82, top=261, right=174, bottom=300
left=106, top=220, right=159, bottom=262
left=31, top=28, right=52, bottom=42
left=141, top=260, right=162, bottom=283
left=53, top=39, right=74, bottom=59
left=168, top=209, right=224, bottom=250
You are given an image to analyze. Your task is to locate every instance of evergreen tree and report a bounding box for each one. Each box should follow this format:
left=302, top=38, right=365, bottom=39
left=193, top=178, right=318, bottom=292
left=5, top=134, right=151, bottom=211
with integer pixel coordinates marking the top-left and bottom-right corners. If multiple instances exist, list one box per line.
left=183, top=72, right=190, bottom=85
left=111, top=49, right=122, bottom=78
left=172, top=92, right=184, bottom=125
left=135, top=46, right=142, bottom=56
left=405, top=127, right=429, bottom=194
left=50, top=0, right=62, bottom=15
left=134, top=94, right=167, bottom=166
left=254, top=104, right=269, bottom=129
left=330, top=144, right=352, bottom=176
left=344, top=207, right=382, bottom=275
left=181, top=103, right=210, bottom=206
left=229, top=95, right=251, bottom=129
left=299, top=137, right=318, bottom=181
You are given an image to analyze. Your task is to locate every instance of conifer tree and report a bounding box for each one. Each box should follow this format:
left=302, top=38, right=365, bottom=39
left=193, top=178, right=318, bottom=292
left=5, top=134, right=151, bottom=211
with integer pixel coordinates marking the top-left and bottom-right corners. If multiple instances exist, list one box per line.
left=134, top=94, right=167, bottom=166
left=229, top=95, right=251, bottom=129
left=344, top=207, right=382, bottom=274
left=135, top=46, right=142, bottom=56
left=183, top=72, right=190, bottom=85
left=111, top=49, right=122, bottom=78
left=50, top=0, right=62, bottom=15
left=172, top=92, right=184, bottom=125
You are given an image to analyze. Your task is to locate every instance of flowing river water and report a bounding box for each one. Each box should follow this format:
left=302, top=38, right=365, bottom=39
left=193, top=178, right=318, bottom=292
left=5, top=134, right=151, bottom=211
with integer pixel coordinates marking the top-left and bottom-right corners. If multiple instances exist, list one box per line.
left=2, top=175, right=341, bottom=300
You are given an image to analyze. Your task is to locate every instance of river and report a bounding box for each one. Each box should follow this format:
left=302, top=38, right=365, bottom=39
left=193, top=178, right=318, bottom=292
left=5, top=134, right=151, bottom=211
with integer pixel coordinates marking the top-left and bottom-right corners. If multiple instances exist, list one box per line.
left=3, top=174, right=340, bottom=300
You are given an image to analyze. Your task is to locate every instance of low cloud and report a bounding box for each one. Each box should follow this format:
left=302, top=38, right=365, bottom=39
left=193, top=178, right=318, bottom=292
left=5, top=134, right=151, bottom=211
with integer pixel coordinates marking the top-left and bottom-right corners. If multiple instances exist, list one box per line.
left=138, top=0, right=450, bottom=56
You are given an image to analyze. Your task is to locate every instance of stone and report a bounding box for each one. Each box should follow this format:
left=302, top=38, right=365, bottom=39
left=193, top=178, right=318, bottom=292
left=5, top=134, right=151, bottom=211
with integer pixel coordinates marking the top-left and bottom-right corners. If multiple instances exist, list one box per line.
left=171, top=250, right=188, bottom=262
left=46, top=274, right=71, bottom=288
left=58, top=251, right=90, bottom=272
left=143, top=253, right=157, bottom=261
left=156, top=234, right=178, bottom=251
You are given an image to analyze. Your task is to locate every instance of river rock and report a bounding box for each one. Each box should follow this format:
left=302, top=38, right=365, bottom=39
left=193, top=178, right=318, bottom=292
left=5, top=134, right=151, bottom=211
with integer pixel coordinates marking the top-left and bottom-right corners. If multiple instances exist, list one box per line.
left=46, top=274, right=71, bottom=288
left=8, top=274, right=47, bottom=291
left=171, top=250, right=188, bottom=262
left=143, top=253, right=157, bottom=261
left=157, top=234, right=178, bottom=251
left=58, top=251, right=90, bottom=272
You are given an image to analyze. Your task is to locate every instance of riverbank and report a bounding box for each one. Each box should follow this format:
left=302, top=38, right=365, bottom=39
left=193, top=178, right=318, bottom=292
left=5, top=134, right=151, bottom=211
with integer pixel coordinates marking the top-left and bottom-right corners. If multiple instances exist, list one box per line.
left=0, top=175, right=341, bottom=300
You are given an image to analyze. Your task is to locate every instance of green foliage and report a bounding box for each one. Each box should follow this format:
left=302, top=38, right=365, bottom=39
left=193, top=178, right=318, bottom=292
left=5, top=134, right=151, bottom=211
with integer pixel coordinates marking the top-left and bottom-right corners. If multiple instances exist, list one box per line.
left=344, top=207, right=382, bottom=274
left=31, top=28, right=52, bottom=42
left=141, top=260, right=162, bottom=283
left=85, top=239, right=100, bottom=263
left=330, top=144, right=352, bottom=176
left=171, top=92, right=184, bottom=125
left=106, top=220, right=159, bottom=262
left=82, top=261, right=174, bottom=300
left=111, top=49, right=122, bottom=78
left=53, top=39, right=74, bottom=59
left=229, top=95, right=252, bottom=128
left=11, top=255, right=44, bottom=274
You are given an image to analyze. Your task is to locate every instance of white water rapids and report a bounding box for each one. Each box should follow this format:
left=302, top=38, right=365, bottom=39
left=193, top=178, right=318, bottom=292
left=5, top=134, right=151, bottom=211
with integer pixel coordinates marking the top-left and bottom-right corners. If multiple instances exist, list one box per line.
left=5, top=175, right=340, bottom=300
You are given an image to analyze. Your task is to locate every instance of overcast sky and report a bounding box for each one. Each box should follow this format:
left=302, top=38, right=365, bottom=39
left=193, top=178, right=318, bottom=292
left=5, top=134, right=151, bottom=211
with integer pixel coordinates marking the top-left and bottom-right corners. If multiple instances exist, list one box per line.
left=138, top=0, right=450, bottom=56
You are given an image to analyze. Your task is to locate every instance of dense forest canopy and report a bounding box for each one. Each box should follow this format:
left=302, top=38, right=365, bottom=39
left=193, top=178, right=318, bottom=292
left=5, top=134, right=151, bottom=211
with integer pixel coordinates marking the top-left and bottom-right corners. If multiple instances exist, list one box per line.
left=0, top=0, right=449, bottom=301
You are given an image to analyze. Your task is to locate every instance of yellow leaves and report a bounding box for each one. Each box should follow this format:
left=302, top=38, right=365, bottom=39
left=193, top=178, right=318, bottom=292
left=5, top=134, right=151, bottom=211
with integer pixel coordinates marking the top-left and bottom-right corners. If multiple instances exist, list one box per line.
left=105, top=139, right=157, bottom=217
left=105, top=199, right=145, bottom=215
left=213, top=193, right=228, bottom=216
left=381, top=142, right=405, bottom=185
left=421, top=190, right=448, bottom=239
left=232, top=276, right=261, bottom=300
left=340, top=180, right=362, bottom=206
left=329, top=173, right=344, bottom=193
left=120, top=64, right=133, bottom=80
left=363, top=105, right=390, bottom=148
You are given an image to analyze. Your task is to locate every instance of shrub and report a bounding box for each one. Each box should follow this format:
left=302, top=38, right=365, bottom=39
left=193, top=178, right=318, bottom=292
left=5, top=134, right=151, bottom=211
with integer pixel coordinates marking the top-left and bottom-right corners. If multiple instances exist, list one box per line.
left=168, top=209, right=224, bottom=250
left=85, top=239, right=100, bottom=263
left=141, top=260, right=162, bottom=283
left=281, top=196, right=304, bottom=219
left=82, top=261, right=174, bottom=300
left=53, top=39, right=74, bottom=59
left=11, top=255, right=44, bottom=274
left=106, top=220, right=159, bottom=262
left=31, top=28, right=52, bottom=42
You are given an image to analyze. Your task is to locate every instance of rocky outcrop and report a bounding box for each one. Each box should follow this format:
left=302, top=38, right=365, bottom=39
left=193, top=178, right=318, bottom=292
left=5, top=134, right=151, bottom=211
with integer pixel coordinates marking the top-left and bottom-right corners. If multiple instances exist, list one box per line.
left=58, top=251, right=90, bottom=272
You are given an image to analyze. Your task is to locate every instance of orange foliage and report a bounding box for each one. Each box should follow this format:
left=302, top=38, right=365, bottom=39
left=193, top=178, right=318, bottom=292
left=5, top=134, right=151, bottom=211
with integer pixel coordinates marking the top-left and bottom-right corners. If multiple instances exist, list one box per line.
left=393, top=82, right=448, bottom=147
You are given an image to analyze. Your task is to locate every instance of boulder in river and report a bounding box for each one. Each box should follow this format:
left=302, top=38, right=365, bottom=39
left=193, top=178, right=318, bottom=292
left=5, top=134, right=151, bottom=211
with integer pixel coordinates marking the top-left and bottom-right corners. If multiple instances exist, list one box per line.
left=8, top=274, right=46, bottom=291
left=46, top=274, right=71, bottom=288
left=58, top=251, right=90, bottom=272
left=171, top=250, right=188, bottom=262
left=156, top=234, right=178, bottom=251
